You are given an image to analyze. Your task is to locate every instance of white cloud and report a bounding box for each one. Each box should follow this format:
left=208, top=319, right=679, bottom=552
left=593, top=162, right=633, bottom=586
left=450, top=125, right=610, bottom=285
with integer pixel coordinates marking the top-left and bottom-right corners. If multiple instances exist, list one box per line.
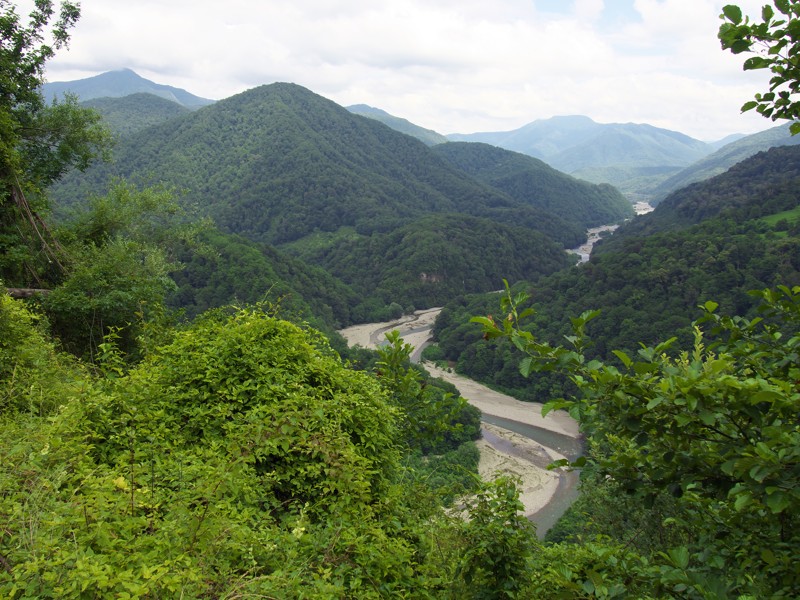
left=23, top=0, right=782, bottom=140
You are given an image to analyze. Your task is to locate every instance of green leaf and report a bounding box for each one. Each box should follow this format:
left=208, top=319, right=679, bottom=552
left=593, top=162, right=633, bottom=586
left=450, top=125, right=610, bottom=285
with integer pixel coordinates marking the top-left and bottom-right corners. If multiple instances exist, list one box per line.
left=722, top=5, right=743, bottom=25
left=668, top=546, right=690, bottom=569
left=519, top=356, right=533, bottom=378
left=765, top=491, right=791, bottom=513
left=612, top=349, right=632, bottom=368
left=734, top=491, right=753, bottom=511
left=646, top=396, right=663, bottom=410
left=744, top=56, right=772, bottom=70
left=749, top=463, right=772, bottom=483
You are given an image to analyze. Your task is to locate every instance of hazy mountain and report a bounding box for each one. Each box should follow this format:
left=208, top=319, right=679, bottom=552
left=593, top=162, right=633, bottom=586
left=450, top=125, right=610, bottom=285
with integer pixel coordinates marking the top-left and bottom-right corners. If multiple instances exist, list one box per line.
left=448, top=115, right=714, bottom=196
left=431, top=142, right=634, bottom=228
left=599, top=143, right=800, bottom=248
left=649, top=122, right=800, bottom=204
left=82, top=93, right=191, bottom=136
left=52, top=83, right=633, bottom=313
left=42, top=68, right=214, bottom=109
left=347, top=104, right=448, bottom=146
left=707, top=132, right=748, bottom=150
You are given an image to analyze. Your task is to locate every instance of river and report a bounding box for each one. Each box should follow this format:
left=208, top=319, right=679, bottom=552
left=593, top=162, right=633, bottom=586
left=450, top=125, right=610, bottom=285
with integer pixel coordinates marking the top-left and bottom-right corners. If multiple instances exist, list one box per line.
left=338, top=212, right=656, bottom=534
left=339, top=309, right=582, bottom=537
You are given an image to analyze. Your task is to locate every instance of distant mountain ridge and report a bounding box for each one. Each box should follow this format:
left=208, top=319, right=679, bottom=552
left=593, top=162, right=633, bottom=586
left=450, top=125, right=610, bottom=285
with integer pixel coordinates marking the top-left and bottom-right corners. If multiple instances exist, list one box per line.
left=649, top=122, right=800, bottom=203
left=82, top=93, right=191, bottom=136
left=42, top=68, right=214, bottom=109
left=448, top=115, right=715, bottom=197
left=347, top=104, right=448, bottom=146
left=431, top=142, right=634, bottom=228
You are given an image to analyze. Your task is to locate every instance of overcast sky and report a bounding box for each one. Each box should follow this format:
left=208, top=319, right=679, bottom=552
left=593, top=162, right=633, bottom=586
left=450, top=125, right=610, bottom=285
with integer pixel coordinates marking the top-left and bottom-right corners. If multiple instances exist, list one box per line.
left=30, top=0, right=780, bottom=141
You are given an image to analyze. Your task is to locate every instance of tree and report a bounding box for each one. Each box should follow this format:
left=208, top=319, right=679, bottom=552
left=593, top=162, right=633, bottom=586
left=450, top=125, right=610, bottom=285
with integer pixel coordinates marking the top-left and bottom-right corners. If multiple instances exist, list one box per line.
left=719, top=1, right=800, bottom=134
left=0, top=0, right=111, bottom=285
left=375, top=329, right=478, bottom=453
left=474, top=283, right=800, bottom=597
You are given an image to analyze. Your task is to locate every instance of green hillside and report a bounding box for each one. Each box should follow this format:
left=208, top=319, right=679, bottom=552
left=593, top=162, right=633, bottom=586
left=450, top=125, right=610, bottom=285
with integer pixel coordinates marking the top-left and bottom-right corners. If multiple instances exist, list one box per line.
left=83, top=93, right=190, bottom=136
left=49, top=82, right=622, bottom=316
left=599, top=144, right=800, bottom=244
left=169, top=229, right=358, bottom=329
left=649, top=122, right=800, bottom=203
left=301, top=213, right=572, bottom=317
left=432, top=142, right=635, bottom=227
left=347, top=104, right=449, bottom=145
left=433, top=144, right=800, bottom=401
left=51, top=83, right=575, bottom=243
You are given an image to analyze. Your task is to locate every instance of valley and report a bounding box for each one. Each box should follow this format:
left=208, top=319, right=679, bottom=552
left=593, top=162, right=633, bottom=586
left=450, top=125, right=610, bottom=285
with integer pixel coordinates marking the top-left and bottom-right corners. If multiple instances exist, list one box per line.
left=339, top=306, right=581, bottom=536
left=3, top=8, right=800, bottom=592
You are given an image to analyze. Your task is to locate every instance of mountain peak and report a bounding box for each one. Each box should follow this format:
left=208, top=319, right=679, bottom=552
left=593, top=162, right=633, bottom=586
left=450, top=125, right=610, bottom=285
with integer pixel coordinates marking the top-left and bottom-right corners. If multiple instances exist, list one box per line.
left=42, top=69, right=214, bottom=109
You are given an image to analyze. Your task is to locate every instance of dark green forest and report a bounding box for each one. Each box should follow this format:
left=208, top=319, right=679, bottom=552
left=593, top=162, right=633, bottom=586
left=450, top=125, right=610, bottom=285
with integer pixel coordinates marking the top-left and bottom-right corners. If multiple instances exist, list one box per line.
left=2, top=0, right=800, bottom=597
left=432, top=144, right=800, bottom=401
left=47, top=80, right=632, bottom=321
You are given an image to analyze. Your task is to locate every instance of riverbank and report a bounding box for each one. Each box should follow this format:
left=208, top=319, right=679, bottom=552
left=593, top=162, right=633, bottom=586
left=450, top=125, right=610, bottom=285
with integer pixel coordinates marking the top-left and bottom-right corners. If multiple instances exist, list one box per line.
left=338, top=310, right=581, bottom=529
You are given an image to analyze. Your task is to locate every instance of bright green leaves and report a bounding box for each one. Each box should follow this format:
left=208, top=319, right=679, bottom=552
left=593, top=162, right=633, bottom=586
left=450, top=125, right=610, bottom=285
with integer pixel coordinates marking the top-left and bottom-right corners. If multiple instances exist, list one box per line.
left=719, top=2, right=800, bottom=132
left=474, top=284, right=800, bottom=595
left=375, top=329, right=477, bottom=454
left=722, top=4, right=743, bottom=25
left=0, top=306, right=449, bottom=597
left=455, top=476, right=537, bottom=599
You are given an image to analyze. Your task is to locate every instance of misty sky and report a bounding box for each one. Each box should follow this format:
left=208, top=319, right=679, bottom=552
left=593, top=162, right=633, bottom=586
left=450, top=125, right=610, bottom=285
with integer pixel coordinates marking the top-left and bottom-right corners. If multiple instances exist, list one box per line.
left=27, top=0, right=781, bottom=141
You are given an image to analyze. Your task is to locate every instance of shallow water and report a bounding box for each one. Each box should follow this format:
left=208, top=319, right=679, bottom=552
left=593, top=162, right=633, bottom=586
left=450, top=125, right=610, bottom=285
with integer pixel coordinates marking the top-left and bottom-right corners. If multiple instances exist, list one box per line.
left=481, top=414, right=583, bottom=537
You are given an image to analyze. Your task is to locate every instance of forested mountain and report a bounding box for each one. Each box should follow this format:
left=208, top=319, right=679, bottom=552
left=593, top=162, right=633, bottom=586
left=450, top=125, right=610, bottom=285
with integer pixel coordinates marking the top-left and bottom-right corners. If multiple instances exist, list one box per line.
left=5, top=2, right=800, bottom=596
left=432, top=142, right=634, bottom=228
left=49, top=82, right=630, bottom=318
left=300, top=213, right=572, bottom=317
left=432, top=144, right=800, bottom=401
left=649, top=122, right=800, bottom=202
left=82, top=93, right=190, bottom=136
left=447, top=115, right=714, bottom=191
left=600, top=144, right=800, bottom=244
left=347, top=103, right=449, bottom=145
left=170, top=229, right=359, bottom=329
left=42, top=68, right=214, bottom=108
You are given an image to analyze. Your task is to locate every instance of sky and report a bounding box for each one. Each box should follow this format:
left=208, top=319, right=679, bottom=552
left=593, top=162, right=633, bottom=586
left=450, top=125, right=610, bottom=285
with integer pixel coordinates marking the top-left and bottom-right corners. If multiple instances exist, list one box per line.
left=24, top=0, right=781, bottom=141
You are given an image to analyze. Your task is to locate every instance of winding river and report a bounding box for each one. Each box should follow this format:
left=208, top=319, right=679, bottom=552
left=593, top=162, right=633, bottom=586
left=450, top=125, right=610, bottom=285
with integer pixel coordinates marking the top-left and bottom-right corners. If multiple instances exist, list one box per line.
left=337, top=214, right=654, bottom=535
left=339, top=308, right=583, bottom=537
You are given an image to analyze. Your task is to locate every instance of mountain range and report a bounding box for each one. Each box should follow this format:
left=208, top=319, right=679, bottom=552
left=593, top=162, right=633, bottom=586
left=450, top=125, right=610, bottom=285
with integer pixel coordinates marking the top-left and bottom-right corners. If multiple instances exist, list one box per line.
left=447, top=115, right=714, bottom=195
left=47, top=69, right=799, bottom=204
left=42, top=68, right=214, bottom=109
left=49, top=80, right=632, bottom=321
left=43, top=69, right=800, bottom=326
left=649, top=122, right=800, bottom=203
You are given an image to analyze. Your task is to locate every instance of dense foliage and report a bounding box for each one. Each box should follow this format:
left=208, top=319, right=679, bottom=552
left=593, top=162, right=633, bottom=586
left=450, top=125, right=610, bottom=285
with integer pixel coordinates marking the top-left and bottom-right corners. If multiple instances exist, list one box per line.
left=474, top=283, right=800, bottom=597
left=719, top=1, right=800, bottom=134
left=170, top=228, right=358, bottom=329
left=0, top=304, right=406, bottom=596
left=81, top=93, right=190, bottom=137
left=0, top=0, right=111, bottom=286
left=303, top=213, right=572, bottom=317
left=433, top=145, right=800, bottom=401
left=432, top=141, right=634, bottom=230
